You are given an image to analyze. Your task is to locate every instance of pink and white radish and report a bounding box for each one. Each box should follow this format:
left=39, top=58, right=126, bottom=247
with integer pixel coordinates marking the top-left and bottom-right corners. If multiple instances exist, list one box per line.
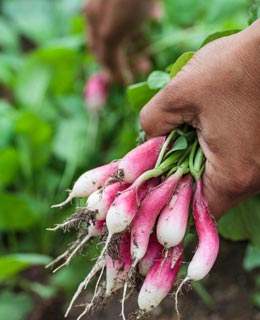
left=131, top=168, right=186, bottom=264
left=86, top=182, right=129, bottom=220
left=106, top=179, right=158, bottom=238
left=187, top=178, right=219, bottom=280
left=175, top=178, right=219, bottom=317
left=138, top=232, right=163, bottom=277
left=156, top=175, right=192, bottom=249
left=118, top=137, right=165, bottom=183
left=84, top=72, right=109, bottom=113
left=99, top=178, right=159, bottom=281
left=52, top=161, right=119, bottom=208
left=106, top=232, right=132, bottom=295
left=138, top=245, right=183, bottom=312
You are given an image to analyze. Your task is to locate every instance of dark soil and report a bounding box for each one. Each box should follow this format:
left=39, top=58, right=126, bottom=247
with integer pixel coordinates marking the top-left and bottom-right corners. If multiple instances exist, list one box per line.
left=29, top=239, right=260, bottom=320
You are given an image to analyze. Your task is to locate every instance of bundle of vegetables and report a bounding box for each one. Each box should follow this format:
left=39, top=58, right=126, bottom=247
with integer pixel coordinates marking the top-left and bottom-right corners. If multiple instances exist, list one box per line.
left=47, top=127, right=219, bottom=320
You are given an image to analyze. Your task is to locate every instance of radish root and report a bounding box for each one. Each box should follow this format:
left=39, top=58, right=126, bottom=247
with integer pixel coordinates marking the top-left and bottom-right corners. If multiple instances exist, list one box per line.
left=175, top=276, right=190, bottom=320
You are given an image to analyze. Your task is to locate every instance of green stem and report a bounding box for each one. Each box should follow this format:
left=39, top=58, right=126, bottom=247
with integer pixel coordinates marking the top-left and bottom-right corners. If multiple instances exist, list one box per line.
left=166, top=166, right=178, bottom=177
left=133, top=150, right=184, bottom=187
left=189, top=140, right=198, bottom=178
left=177, top=160, right=189, bottom=176
left=194, top=147, right=205, bottom=173
left=177, top=145, right=192, bottom=166
left=176, top=129, right=184, bottom=135
left=190, top=144, right=205, bottom=180
left=155, top=129, right=176, bottom=168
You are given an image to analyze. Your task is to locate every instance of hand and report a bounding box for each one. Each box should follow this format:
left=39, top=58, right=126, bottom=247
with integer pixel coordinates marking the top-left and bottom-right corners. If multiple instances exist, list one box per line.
left=140, top=20, right=260, bottom=218
left=84, top=0, right=151, bottom=85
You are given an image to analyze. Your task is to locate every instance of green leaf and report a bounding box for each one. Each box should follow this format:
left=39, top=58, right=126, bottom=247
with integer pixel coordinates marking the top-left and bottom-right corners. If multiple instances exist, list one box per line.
left=30, top=283, right=56, bottom=299
left=15, top=58, right=51, bottom=109
left=170, top=52, right=194, bottom=78
left=0, top=148, right=20, bottom=187
left=0, top=17, right=19, bottom=51
left=243, top=244, right=260, bottom=271
left=34, top=46, right=81, bottom=94
left=147, top=71, right=170, bottom=90
left=127, top=82, right=158, bottom=111
left=200, top=30, right=241, bottom=47
left=0, top=101, right=17, bottom=151
left=192, top=281, right=214, bottom=307
left=0, top=193, right=38, bottom=231
left=53, top=116, right=89, bottom=164
left=15, top=112, right=52, bottom=146
left=165, top=136, right=188, bottom=159
left=252, top=291, right=260, bottom=308
left=172, top=136, right=188, bottom=151
left=248, top=0, right=260, bottom=25
left=0, top=54, right=22, bottom=86
left=0, top=254, right=51, bottom=281
left=0, top=290, right=32, bottom=320
left=218, top=196, right=260, bottom=248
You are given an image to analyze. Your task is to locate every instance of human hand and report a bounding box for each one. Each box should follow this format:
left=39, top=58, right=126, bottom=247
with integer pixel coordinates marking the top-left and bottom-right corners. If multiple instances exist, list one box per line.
left=140, top=20, right=260, bottom=218
left=84, top=0, right=151, bottom=85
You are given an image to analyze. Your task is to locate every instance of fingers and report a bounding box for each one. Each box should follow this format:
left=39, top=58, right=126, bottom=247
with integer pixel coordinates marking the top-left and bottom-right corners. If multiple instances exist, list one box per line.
left=140, top=76, right=198, bottom=137
left=96, top=41, right=133, bottom=85
left=202, top=161, right=233, bottom=219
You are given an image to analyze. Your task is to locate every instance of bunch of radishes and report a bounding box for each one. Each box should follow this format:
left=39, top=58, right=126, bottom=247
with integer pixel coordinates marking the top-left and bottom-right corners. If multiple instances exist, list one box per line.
left=47, top=128, right=219, bottom=320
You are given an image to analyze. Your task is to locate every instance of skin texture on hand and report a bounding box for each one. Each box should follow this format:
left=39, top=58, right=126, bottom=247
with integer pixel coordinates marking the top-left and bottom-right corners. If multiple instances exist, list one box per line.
left=84, top=0, right=151, bottom=85
left=140, top=19, right=260, bottom=219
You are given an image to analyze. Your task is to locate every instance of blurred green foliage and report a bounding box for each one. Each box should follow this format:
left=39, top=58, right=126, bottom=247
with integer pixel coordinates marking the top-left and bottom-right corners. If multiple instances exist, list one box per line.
left=0, top=0, right=260, bottom=318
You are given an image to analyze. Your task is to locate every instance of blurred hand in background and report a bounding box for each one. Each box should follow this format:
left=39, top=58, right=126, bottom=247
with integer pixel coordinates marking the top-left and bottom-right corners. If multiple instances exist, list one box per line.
left=84, top=0, right=157, bottom=85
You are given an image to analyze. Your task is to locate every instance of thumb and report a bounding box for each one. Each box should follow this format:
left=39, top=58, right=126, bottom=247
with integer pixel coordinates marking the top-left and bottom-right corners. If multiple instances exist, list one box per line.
left=140, top=74, right=199, bottom=137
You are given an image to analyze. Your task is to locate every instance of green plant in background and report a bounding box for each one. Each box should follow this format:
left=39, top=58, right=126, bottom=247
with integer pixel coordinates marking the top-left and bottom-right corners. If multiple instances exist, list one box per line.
left=0, top=0, right=138, bottom=318
left=0, top=0, right=260, bottom=318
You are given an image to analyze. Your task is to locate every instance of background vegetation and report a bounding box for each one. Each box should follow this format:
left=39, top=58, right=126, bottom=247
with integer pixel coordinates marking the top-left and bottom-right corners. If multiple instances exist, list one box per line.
left=0, top=0, right=260, bottom=319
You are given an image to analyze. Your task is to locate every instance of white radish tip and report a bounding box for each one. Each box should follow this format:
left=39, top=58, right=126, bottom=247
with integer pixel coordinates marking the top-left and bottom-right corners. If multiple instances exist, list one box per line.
left=51, top=193, right=74, bottom=208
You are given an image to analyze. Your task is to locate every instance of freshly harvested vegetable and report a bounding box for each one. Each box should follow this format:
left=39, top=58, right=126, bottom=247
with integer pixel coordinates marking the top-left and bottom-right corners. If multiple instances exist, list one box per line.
left=138, top=245, right=183, bottom=312
left=52, top=161, right=119, bottom=208
left=48, top=124, right=220, bottom=320
left=174, top=177, right=219, bottom=318
left=86, top=182, right=129, bottom=221
left=105, top=232, right=132, bottom=295
left=157, top=174, right=193, bottom=249
left=188, top=178, right=219, bottom=281
left=118, top=136, right=165, bottom=183
left=130, top=167, right=186, bottom=263
left=138, top=232, right=163, bottom=277
left=84, top=72, right=109, bottom=113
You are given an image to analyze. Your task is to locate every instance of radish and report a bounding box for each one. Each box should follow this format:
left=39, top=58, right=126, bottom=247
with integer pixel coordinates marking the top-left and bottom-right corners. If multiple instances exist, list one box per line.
left=138, top=245, right=183, bottom=312
left=118, top=137, right=165, bottom=183
left=106, top=232, right=132, bottom=295
left=175, top=178, right=219, bottom=318
left=52, top=161, right=119, bottom=208
left=139, top=232, right=163, bottom=277
left=131, top=165, right=187, bottom=263
left=84, top=72, right=109, bottom=113
left=187, top=178, right=219, bottom=280
left=156, top=175, right=193, bottom=249
left=106, top=179, right=158, bottom=239
left=86, top=182, right=129, bottom=221
left=47, top=220, right=105, bottom=273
